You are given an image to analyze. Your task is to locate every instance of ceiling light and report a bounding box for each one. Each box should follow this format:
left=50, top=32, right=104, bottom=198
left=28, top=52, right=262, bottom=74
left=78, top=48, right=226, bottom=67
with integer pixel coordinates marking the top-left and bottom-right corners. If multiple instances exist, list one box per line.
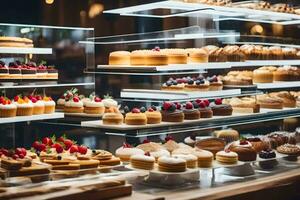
left=45, top=0, right=54, bottom=5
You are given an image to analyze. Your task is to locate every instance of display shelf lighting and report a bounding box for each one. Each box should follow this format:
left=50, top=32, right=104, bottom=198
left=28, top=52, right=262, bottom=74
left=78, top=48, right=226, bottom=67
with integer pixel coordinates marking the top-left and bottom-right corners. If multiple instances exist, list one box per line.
left=45, top=0, right=54, bottom=5
left=89, top=3, right=104, bottom=18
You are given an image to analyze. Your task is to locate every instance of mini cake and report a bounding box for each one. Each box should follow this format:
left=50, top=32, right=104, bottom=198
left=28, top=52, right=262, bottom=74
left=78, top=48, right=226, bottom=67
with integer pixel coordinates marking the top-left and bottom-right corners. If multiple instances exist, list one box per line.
left=228, top=140, right=257, bottom=161
left=158, top=156, right=187, bottom=172
left=0, top=97, right=17, bottom=118
left=210, top=98, right=233, bottom=116
left=195, top=138, right=226, bottom=156
left=56, top=96, right=66, bottom=110
left=102, top=111, right=123, bottom=125
left=207, top=75, right=223, bottom=91
left=269, top=92, right=296, bottom=108
left=223, top=97, right=260, bottom=113
left=8, top=62, right=22, bottom=79
left=125, top=108, right=147, bottom=125
left=145, top=106, right=162, bottom=124
left=161, top=102, right=184, bottom=122
left=216, top=150, right=238, bottom=164
left=203, top=45, right=226, bottom=62
left=109, top=51, right=131, bottom=65
left=192, top=148, right=213, bottom=168
left=20, top=64, right=37, bottom=79
left=269, top=46, right=283, bottom=60
left=136, top=141, right=170, bottom=160
left=161, top=49, right=188, bottom=64
left=172, top=154, right=197, bottom=168
left=186, top=48, right=208, bottom=63
left=257, top=94, right=284, bottom=109
left=0, top=61, right=9, bottom=79
left=14, top=96, right=33, bottom=116
left=130, top=50, right=146, bottom=65
left=64, top=96, right=83, bottom=113
left=246, top=137, right=268, bottom=153
left=184, top=76, right=209, bottom=91
left=195, top=99, right=213, bottom=118
left=215, top=129, right=239, bottom=144
left=183, top=102, right=200, bottom=120
left=46, top=66, right=58, bottom=79
left=43, top=96, right=56, bottom=114
left=222, top=70, right=253, bottom=86
left=258, top=149, right=278, bottom=169
left=84, top=96, right=105, bottom=114
left=253, top=67, right=274, bottom=83
left=115, top=143, right=145, bottom=162
left=35, top=63, right=48, bottom=79
left=102, top=97, right=119, bottom=113
left=145, top=48, right=168, bottom=66
left=161, top=78, right=185, bottom=91
left=29, top=96, right=45, bottom=115
left=130, top=154, right=155, bottom=170
left=282, top=47, right=298, bottom=59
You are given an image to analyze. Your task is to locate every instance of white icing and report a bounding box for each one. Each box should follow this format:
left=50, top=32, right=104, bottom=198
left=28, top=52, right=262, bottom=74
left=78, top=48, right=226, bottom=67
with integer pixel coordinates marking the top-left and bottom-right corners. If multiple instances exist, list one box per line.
left=65, top=100, right=83, bottom=108
left=216, top=150, right=238, bottom=158
left=102, top=98, right=118, bottom=107
left=115, top=147, right=144, bottom=157
left=158, top=156, right=186, bottom=164
left=172, top=154, right=197, bottom=161
left=150, top=149, right=170, bottom=158
left=81, top=98, right=91, bottom=106
left=0, top=103, right=16, bottom=109
left=130, top=154, right=155, bottom=162
left=43, top=100, right=56, bottom=106
left=184, top=137, right=196, bottom=145
left=33, top=100, right=44, bottom=107
left=14, top=101, right=33, bottom=108
left=57, top=98, right=65, bottom=105
left=85, top=101, right=104, bottom=108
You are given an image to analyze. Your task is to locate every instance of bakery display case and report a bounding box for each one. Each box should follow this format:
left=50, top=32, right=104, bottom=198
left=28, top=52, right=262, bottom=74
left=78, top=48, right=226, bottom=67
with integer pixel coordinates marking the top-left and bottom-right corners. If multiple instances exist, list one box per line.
left=1, top=1, right=300, bottom=200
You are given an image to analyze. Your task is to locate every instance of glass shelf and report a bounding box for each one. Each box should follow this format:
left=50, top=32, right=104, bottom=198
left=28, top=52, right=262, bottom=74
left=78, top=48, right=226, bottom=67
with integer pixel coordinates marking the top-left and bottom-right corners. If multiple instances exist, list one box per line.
left=0, top=82, right=94, bottom=89
left=0, top=113, right=64, bottom=124
left=0, top=47, right=52, bottom=54
left=256, top=81, right=300, bottom=90
left=81, top=108, right=300, bottom=137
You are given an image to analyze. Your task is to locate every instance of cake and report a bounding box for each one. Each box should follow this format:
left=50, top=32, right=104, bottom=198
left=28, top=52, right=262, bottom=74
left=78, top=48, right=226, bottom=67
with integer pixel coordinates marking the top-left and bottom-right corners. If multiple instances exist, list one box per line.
left=20, top=64, right=37, bottom=79
left=14, top=96, right=33, bottom=116
left=207, top=75, right=223, bottom=91
left=269, top=46, right=283, bottom=60
left=29, top=96, right=45, bottom=115
left=184, top=76, right=209, bottom=91
left=125, top=108, right=147, bottom=125
left=130, top=50, right=146, bottom=65
left=56, top=96, right=66, bottom=110
left=269, top=92, right=296, bottom=108
left=8, top=62, right=22, bottom=79
left=223, top=45, right=245, bottom=62
left=222, top=70, right=253, bottom=86
left=161, top=49, right=188, bottom=64
left=256, top=94, right=284, bottom=109
left=215, top=129, right=239, bottom=144
left=282, top=47, right=298, bottom=59
left=163, top=138, right=180, bottom=153
left=186, top=48, right=208, bottom=63
left=84, top=96, right=105, bottom=114
left=136, top=141, right=170, bottom=160
left=210, top=98, right=233, bottom=116
left=35, top=63, right=48, bottom=79
left=64, top=96, right=83, bottom=113
left=228, top=140, right=257, bottom=161
left=258, top=149, right=278, bottom=169
left=246, top=137, right=268, bottom=153
left=223, top=97, right=260, bottom=113
left=0, top=61, right=9, bottom=79
left=115, top=143, right=145, bottom=162
left=0, top=97, right=17, bottom=118
left=145, top=106, right=162, bottom=124
left=276, top=144, right=300, bottom=156
left=161, top=102, right=184, bottom=122
left=157, top=156, right=187, bottom=172
left=102, top=112, right=123, bottom=125
left=195, top=138, right=226, bottom=156
left=46, top=66, right=58, bottom=79
left=130, top=154, right=155, bottom=170
left=183, top=102, right=200, bottom=120
left=43, top=96, right=56, bottom=114
left=109, top=51, right=131, bottom=65
left=145, top=48, right=168, bottom=66
left=0, top=36, right=33, bottom=47
left=102, top=97, right=119, bottom=113
left=172, top=154, right=197, bottom=168
left=253, top=67, right=274, bottom=83
left=216, top=150, right=238, bottom=164
left=192, top=148, right=213, bottom=168
left=195, top=99, right=213, bottom=118
left=273, top=66, right=299, bottom=81
left=184, top=135, right=196, bottom=147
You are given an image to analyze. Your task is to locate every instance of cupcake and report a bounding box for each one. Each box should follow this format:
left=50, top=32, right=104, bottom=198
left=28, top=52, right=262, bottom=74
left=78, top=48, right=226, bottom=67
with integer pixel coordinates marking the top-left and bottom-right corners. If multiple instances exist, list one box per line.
left=29, top=96, right=45, bottom=115
left=195, top=99, right=213, bottom=118
left=183, top=101, right=200, bottom=120
left=43, top=96, right=56, bottom=114
left=161, top=102, right=184, bottom=122
left=145, top=106, right=162, bottom=124
left=102, top=97, right=118, bottom=113
left=64, top=96, right=84, bottom=113
left=84, top=95, right=105, bottom=115
left=0, top=97, right=17, bottom=118
left=14, top=96, right=33, bottom=116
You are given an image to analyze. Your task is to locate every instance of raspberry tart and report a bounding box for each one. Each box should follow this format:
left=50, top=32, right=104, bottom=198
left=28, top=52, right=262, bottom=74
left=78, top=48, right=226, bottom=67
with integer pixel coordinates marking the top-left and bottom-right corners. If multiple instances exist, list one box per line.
left=161, top=102, right=184, bottom=122
left=195, top=99, right=213, bottom=118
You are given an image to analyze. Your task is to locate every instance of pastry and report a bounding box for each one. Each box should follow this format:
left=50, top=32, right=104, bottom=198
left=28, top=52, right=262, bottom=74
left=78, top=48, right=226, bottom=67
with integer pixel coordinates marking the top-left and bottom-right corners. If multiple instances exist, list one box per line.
left=8, top=62, right=22, bottom=79
left=161, top=78, right=185, bottom=91
left=99, top=156, right=121, bottom=166
left=34, top=63, right=48, bottom=79
left=0, top=36, right=33, bottom=47
left=246, top=137, right=268, bottom=153
left=0, top=61, right=9, bottom=79
left=158, top=156, right=187, bottom=172
left=172, top=154, right=197, bottom=168
left=282, top=48, right=298, bottom=59
left=216, top=150, right=238, bottom=164
left=84, top=96, right=105, bottom=114
left=222, top=70, right=253, bottom=86
left=91, top=149, right=113, bottom=160
left=183, top=101, right=200, bottom=120
left=215, top=129, right=239, bottom=144
left=184, top=77, right=210, bottom=91
left=195, top=138, right=225, bottom=156
left=30, top=96, right=45, bottom=115
left=210, top=98, right=233, bottom=116
left=186, top=48, right=208, bottom=63
left=253, top=67, right=274, bottom=83
left=184, top=135, right=196, bottom=147
left=161, top=102, right=184, bottom=122
left=223, top=45, right=245, bottom=62
left=102, top=97, right=119, bottom=113
left=64, top=96, right=84, bottom=113
left=274, top=66, right=300, bottom=81
left=70, top=159, right=100, bottom=169
left=163, top=139, right=180, bottom=153
left=257, top=94, right=283, bottom=109
left=228, top=140, right=257, bottom=161
left=192, top=148, right=213, bottom=168
left=0, top=97, right=17, bottom=118
left=223, top=97, right=260, bottom=113
left=14, top=96, right=33, bottom=116
left=258, top=149, right=278, bottom=169
left=109, top=51, right=131, bottom=65
left=130, top=154, right=155, bottom=170
left=43, top=96, right=56, bottom=114
left=269, top=92, right=296, bottom=108
left=161, top=49, right=188, bottom=64
left=268, top=46, right=283, bottom=60
left=102, top=112, right=123, bottom=125
left=276, top=144, right=300, bottom=155
left=195, top=99, right=213, bottom=118
left=207, top=75, right=223, bottom=91
left=20, top=63, right=37, bottom=79
left=46, top=66, right=58, bottom=79
left=203, top=46, right=226, bottom=62
left=125, top=108, right=147, bottom=125
left=115, top=143, right=145, bottom=162
left=145, top=48, right=168, bottom=66
left=145, top=106, right=162, bottom=124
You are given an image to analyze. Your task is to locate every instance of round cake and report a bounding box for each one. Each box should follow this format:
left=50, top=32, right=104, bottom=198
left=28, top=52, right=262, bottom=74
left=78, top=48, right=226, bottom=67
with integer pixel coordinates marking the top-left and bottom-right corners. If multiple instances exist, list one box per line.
left=161, top=102, right=184, bottom=122
left=109, top=51, right=131, bottom=65
left=253, top=68, right=274, bottom=83
left=84, top=97, right=105, bottom=114
left=125, top=108, right=147, bottom=125
left=210, top=98, right=233, bottom=116
left=130, top=154, right=155, bottom=170
left=130, top=50, right=146, bottom=65
left=115, top=145, right=145, bottom=162
left=246, top=137, right=268, bottom=153
left=14, top=96, right=33, bottom=116
left=195, top=99, right=213, bottom=118
left=216, top=150, right=238, bottom=164
left=161, top=49, right=188, bottom=64
left=172, top=154, right=197, bottom=168
left=157, top=156, right=187, bottom=172
left=0, top=98, right=17, bottom=118
left=215, top=129, right=239, bottom=144
left=145, top=107, right=162, bottom=124
left=228, top=140, right=257, bottom=161
left=102, top=112, right=123, bottom=125
left=144, top=49, right=168, bottom=66
left=186, top=48, right=208, bottom=63
left=64, top=97, right=84, bottom=113
left=192, top=148, right=213, bottom=168
left=258, top=149, right=278, bottom=169
left=183, top=102, right=200, bottom=120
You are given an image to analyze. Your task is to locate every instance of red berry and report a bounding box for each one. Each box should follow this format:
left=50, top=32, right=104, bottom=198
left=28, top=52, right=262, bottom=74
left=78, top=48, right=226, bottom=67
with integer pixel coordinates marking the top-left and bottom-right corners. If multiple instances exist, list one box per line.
left=54, top=143, right=64, bottom=153
left=131, top=108, right=140, bottom=113
left=38, top=143, right=46, bottom=152
left=36, top=95, right=42, bottom=101
left=175, top=103, right=182, bottom=110
left=148, top=108, right=154, bottom=112
left=163, top=102, right=172, bottom=111
left=78, top=146, right=88, bottom=154
left=42, top=137, right=52, bottom=145
left=143, top=139, right=150, bottom=144
left=69, top=145, right=79, bottom=153
left=94, top=97, right=102, bottom=102
left=32, top=141, right=40, bottom=150
left=144, top=152, right=151, bottom=156
left=18, top=154, right=25, bottom=159
left=199, top=102, right=206, bottom=108
left=14, top=96, right=19, bottom=102
left=31, top=97, right=37, bottom=103
left=215, top=98, right=222, bottom=105
left=185, top=102, right=194, bottom=109
left=153, top=46, right=160, bottom=51
left=240, top=140, right=248, bottom=145
left=15, top=148, right=23, bottom=156
left=21, top=148, right=27, bottom=156
left=0, top=97, right=4, bottom=104
left=64, top=139, right=73, bottom=150
left=57, top=136, right=65, bottom=143
left=195, top=99, right=202, bottom=104
left=1, top=148, right=8, bottom=156
left=122, top=142, right=132, bottom=148
left=12, top=154, right=19, bottom=160
left=203, top=99, right=210, bottom=107
left=165, top=135, right=174, bottom=142
left=73, top=97, right=79, bottom=102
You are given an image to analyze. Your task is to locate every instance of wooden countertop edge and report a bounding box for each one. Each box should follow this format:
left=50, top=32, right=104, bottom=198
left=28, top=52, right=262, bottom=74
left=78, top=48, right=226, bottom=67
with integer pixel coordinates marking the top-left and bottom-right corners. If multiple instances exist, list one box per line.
left=151, top=168, right=300, bottom=200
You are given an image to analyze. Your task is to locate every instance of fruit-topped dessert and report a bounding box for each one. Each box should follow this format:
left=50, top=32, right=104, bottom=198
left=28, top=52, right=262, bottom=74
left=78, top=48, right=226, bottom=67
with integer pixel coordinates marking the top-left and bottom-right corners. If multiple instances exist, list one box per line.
left=102, top=95, right=119, bottom=113
left=115, top=142, right=145, bottom=162
left=13, top=95, right=33, bottom=116
left=46, top=65, right=58, bottom=79
left=161, top=102, right=184, bottom=122
left=184, top=134, right=196, bottom=147
left=145, top=106, right=162, bottom=124
left=245, top=137, right=269, bottom=153
left=32, top=62, right=48, bottom=79
left=163, top=135, right=180, bottom=153
left=184, top=76, right=209, bottom=91
left=42, top=96, right=56, bottom=114
left=183, top=101, right=200, bottom=120
left=161, top=78, right=185, bottom=91
left=19, top=61, right=37, bottom=79
left=83, top=93, right=104, bottom=115
left=207, top=75, right=223, bottom=91
left=0, top=60, right=9, bottom=79
left=28, top=94, right=45, bottom=115
left=228, top=140, right=257, bottom=161
left=258, top=148, right=278, bottom=169
left=210, top=98, right=233, bottom=116
left=125, top=107, right=147, bottom=125
left=57, top=88, right=78, bottom=110
left=0, top=96, right=17, bottom=118
left=195, top=99, right=213, bottom=118
left=8, top=61, right=22, bottom=79
left=0, top=147, right=32, bottom=170
left=102, top=102, right=123, bottom=125
left=64, top=94, right=83, bottom=113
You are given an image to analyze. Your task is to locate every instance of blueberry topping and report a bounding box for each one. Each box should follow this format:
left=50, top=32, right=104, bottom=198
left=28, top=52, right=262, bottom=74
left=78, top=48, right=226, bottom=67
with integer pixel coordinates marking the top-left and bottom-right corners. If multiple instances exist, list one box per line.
left=151, top=105, right=157, bottom=111
left=169, top=104, right=176, bottom=112
left=166, top=81, right=172, bottom=86
left=192, top=101, right=199, bottom=108
left=140, top=107, right=146, bottom=113
left=187, top=79, right=194, bottom=85
left=172, top=80, right=178, bottom=85
left=57, top=155, right=62, bottom=160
